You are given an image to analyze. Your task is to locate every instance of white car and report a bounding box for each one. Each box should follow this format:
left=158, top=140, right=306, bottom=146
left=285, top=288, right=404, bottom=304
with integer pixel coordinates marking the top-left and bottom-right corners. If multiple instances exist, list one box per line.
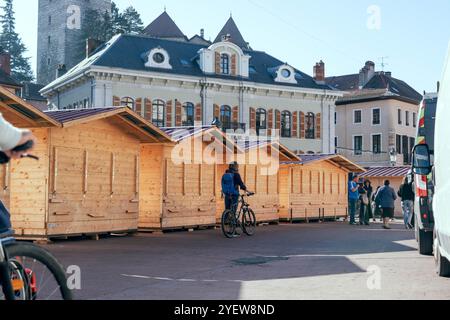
left=413, top=44, right=450, bottom=277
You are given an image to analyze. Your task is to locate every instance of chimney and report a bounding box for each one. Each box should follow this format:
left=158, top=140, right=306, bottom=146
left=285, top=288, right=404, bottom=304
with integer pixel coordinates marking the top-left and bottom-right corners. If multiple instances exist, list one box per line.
left=385, top=71, right=392, bottom=77
left=0, top=53, right=11, bottom=75
left=359, top=61, right=376, bottom=88
left=437, top=81, right=440, bottom=93
left=86, top=38, right=104, bottom=58
left=313, top=60, right=325, bottom=83
left=56, top=64, right=67, bottom=78
left=200, top=28, right=205, bottom=39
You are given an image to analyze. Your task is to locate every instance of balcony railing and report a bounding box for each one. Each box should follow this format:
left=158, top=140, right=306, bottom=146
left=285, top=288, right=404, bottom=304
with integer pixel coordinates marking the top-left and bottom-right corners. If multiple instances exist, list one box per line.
left=221, top=122, right=247, bottom=132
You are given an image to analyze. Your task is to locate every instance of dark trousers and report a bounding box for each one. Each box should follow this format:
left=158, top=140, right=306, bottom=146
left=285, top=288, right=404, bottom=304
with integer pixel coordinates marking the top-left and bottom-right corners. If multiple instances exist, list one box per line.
left=225, top=195, right=239, bottom=212
left=359, top=201, right=369, bottom=224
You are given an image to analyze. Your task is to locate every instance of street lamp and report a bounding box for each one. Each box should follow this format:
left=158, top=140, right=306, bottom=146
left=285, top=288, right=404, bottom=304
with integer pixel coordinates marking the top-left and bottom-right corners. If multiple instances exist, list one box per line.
left=389, top=147, right=397, bottom=167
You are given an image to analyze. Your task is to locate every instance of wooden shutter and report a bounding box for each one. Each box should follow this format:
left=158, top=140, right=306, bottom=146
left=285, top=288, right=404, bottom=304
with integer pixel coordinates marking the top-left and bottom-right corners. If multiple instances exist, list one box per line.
left=113, top=96, right=120, bottom=107
left=144, top=98, right=152, bottom=122
left=215, top=52, right=221, bottom=74
left=175, top=101, right=182, bottom=127
left=231, top=54, right=237, bottom=76
left=268, top=109, right=274, bottom=135
left=232, top=106, right=239, bottom=123
left=316, top=113, right=322, bottom=139
left=293, top=111, right=298, bottom=138
left=166, top=100, right=173, bottom=127
left=135, top=98, right=142, bottom=116
left=250, top=108, right=256, bottom=130
left=195, top=103, right=202, bottom=122
left=275, top=110, right=281, bottom=130
left=300, top=112, right=305, bottom=139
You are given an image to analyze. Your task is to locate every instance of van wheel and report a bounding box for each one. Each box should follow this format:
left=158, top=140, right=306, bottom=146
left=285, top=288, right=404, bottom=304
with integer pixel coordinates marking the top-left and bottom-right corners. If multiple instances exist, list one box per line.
left=418, top=229, right=433, bottom=256
left=435, top=235, right=450, bottom=278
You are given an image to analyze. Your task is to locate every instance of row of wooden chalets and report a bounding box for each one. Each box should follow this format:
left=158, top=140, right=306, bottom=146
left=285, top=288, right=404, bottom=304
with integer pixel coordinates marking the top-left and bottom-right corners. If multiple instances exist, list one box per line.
left=0, top=87, right=364, bottom=241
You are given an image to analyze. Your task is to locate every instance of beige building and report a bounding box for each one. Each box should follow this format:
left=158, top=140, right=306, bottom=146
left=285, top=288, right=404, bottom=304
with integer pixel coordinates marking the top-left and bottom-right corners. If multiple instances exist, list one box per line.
left=328, top=62, right=422, bottom=167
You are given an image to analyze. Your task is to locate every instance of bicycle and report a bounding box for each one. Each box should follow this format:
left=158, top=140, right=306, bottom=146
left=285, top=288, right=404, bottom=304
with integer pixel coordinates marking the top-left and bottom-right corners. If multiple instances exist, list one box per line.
left=221, top=192, right=257, bottom=238
left=0, top=141, right=73, bottom=300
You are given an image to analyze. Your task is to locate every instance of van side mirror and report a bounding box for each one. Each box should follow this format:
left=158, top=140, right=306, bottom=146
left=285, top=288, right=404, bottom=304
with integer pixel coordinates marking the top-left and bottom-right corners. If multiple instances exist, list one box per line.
left=412, top=144, right=432, bottom=176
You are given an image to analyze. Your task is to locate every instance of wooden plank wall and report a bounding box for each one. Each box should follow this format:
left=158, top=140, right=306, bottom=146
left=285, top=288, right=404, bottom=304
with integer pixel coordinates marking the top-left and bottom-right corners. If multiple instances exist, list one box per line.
left=9, top=128, right=49, bottom=236
left=47, top=119, right=140, bottom=236
left=279, top=162, right=349, bottom=222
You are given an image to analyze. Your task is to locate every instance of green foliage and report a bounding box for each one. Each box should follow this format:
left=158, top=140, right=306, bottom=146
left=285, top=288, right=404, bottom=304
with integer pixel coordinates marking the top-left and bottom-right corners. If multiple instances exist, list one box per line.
left=0, top=0, right=34, bottom=82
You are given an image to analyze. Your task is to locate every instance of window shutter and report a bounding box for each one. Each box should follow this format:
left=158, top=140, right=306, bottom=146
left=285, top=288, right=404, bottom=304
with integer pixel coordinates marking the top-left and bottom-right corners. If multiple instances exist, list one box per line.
left=268, top=109, right=274, bottom=136
left=215, top=52, right=221, bottom=74
left=231, top=55, right=237, bottom=76
left=232, top=106, right=239, bottom=123
left=250, top=108, right=256, bottom=130
left=144, top=98, right=152, bottom=122
left=175, top=101, right=182, bottom=127
left=195, top=103, right=202, bottom=123
left=113, top=96, right=120, bottom=107
left=166, top=100, right=173, bottom=127
left=293, top=111, right=298, bottom=138
left=300, top=112, right=305, bottom=139
left=275, top=110, right=281, bottom=130
left=135, top=98, right=142, bottom=116
left=316, top=113, right=322, bottom=139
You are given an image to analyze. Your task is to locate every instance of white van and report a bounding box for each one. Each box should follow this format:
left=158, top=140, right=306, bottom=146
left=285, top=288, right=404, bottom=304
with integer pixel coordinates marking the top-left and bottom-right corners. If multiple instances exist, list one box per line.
left=413, top=45, right=450, bottom=277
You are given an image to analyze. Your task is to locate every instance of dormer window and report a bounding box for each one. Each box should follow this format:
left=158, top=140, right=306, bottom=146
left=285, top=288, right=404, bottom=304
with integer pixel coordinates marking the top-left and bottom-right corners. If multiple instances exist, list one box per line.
left=145, top=47, right=172, bottom=69
left=220, top=54, right=230, bottom=75
left=274, top=64, right=297, bottom=84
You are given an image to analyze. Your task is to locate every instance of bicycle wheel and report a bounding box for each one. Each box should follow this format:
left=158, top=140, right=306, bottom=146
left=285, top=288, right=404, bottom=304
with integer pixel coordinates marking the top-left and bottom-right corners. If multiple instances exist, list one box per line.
left=0, top=242, right=73, bottom=300
left=221, top=210, right=236, bottom=239
left=242, top=208, right=257, bottom=236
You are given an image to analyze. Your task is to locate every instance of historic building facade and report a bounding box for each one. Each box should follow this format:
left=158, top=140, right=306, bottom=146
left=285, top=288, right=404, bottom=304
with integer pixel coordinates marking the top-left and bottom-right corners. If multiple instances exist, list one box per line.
left=40, top=13, right=342, bottom=154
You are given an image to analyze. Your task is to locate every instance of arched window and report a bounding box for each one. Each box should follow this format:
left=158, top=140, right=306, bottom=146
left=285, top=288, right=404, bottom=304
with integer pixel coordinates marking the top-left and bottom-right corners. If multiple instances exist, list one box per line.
left=220, top=54, right=230, bottom=75
left=121, top=97, right=135, bottom=110
left=220, top=105, right=232, bottom=130
left=256, top=108, right=267, bottom=136
left=281, top=111, right=292, bottom=138
left=305, top=112, right=315, bottom=139
left=182, top=102, right=195, bottom=127
left=152, top=99, right=165, bottom=127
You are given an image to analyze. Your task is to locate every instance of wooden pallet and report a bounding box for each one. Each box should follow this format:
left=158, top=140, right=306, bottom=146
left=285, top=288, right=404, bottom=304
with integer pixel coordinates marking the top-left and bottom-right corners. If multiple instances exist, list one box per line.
left=15, top=229, right=138, bottom=243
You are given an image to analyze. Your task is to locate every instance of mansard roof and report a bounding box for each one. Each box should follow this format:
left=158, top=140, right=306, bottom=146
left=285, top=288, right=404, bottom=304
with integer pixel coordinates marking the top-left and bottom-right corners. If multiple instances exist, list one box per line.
left=41, top=34, right=333, bottom=93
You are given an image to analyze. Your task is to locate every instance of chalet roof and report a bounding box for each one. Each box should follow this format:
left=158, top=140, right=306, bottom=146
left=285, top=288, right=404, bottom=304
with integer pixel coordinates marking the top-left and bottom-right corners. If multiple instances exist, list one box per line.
left=45, top=108, right=172, bottom=143
left=359, top=166, right=411, bottom=178
left=241, top=139, right=300, bottom=161
left=0, top=86, right=58, bottom=128
left=143, top=11, right=186, bottom=40
left=282, top=154, right=366, bottom=173
left=214, top=17, right=249, bottom=50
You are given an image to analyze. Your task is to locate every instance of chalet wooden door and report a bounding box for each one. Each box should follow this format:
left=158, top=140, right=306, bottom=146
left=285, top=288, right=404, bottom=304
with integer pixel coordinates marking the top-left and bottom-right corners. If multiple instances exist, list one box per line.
left=0, top=164, right=10, bottom=209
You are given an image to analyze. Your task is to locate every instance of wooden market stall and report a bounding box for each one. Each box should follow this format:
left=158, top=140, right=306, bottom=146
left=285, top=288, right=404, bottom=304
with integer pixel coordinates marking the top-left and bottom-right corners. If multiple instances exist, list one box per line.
left=0, top=90, right=171, bottom=240
left=279, top=154, right=365, bottom=222
left=215, top=139, right=300, bottom=224
left=139, top=126, right=238, bottom=231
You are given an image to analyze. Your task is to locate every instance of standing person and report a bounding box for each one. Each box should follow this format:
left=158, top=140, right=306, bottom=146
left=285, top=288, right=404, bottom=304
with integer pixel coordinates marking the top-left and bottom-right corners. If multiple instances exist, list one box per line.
left=358, top=181, right=370, bottom=226
left=348, top=175, right=359, bottom=225
left=364, top=180, right=373, bottom=225
left=221, top=162, right=248, bottom=213
left=398, top=176, right=415, bottom=229
left=375, top=180, right=397, bottom=229
left=372, top=186, right=382, bottom=222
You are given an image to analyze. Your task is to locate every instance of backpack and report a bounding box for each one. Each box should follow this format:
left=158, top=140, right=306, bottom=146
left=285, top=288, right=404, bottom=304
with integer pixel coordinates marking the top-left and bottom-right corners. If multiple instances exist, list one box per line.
left=0, top=201, right=11, bottom=233
left=222, top=173, right=237, bottom=196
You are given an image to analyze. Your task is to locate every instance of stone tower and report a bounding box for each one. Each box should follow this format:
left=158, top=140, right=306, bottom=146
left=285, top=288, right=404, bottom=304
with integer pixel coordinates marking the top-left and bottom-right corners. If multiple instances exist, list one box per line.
left=37, top=0, right=111, bottom=85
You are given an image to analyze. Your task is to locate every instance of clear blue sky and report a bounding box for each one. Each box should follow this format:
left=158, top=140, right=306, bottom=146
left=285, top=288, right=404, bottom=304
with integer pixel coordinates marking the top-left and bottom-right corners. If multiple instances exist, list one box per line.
left=13, top=0, right=450, bottom=93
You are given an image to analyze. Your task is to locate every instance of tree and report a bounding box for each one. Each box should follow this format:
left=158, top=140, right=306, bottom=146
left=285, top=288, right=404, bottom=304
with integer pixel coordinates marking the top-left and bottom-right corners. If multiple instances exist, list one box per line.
left=82, top=2, right=143, bottom=44
left=0, top=0, right=33, bottom=82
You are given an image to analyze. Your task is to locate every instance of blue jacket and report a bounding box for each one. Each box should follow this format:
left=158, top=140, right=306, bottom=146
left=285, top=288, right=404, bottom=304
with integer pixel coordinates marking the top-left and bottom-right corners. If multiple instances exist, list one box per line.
left=348, top=181, right=359, bottom=200
left=375, top=186, right=397, bottom=209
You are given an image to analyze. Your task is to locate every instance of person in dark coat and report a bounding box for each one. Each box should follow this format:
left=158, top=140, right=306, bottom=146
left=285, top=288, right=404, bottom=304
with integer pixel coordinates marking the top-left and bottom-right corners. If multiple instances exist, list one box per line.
left=364, top=180, right=374, bottom=224
left=398, top=176, right=415, bottom=229
left=223, top=162, right=248, bottom=211
left=375, top=180, right=398, bottom=229
left=358, top=181, right=370, bottom=226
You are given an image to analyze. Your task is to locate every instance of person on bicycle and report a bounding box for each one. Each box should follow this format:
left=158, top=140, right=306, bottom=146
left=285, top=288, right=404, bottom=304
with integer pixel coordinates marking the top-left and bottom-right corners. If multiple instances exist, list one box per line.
left=222, top=161, right=248, bottom=212
left=0, top=113, right=37, bottom=233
